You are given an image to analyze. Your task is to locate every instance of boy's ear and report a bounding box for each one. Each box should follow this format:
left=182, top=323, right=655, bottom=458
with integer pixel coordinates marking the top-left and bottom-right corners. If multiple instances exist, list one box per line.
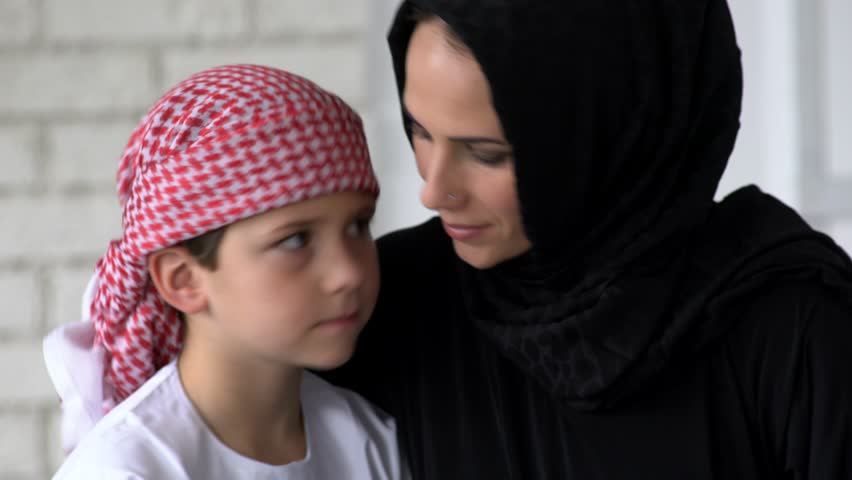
left=147, top=247, right=208, bottom=316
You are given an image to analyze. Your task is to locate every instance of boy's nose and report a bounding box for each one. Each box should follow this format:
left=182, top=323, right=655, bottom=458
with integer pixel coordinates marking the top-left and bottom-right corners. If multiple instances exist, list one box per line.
left=322, top=242, right=368, bottom=294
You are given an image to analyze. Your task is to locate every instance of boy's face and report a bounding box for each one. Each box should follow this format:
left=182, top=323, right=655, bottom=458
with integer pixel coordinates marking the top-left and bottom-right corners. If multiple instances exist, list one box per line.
left=197, top=191, right=379, bottom=370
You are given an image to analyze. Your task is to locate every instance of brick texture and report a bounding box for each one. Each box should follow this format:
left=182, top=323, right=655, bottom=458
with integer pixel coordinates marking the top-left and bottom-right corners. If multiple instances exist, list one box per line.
left=0, top=196, right=121, bottom=262
left=256, top=0, right=369, bottom=35
left=0, top=410, right=41, bottom=478
left=0, top=343, right=56, bottom=404
left=47, top=121, right=138, bottom=188
left=0, top=53, right=156, bottom=115
left=48, top=267, right=94, bottom=332
left=44, top=0, right=248, bottom=43
left=0, top=125, right=38, bottom=188
left=0, top=270, right=39, bottom=339
left=0, top=0, right=36, bottom=46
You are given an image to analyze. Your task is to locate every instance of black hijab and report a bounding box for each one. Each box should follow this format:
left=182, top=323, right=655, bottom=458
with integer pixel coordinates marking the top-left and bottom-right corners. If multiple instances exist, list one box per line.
left=388, top=0, right=852, bottom=410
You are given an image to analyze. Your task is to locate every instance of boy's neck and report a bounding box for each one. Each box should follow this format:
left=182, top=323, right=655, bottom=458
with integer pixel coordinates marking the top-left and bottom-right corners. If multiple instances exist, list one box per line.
left=177, top=327, right=307, bottom=465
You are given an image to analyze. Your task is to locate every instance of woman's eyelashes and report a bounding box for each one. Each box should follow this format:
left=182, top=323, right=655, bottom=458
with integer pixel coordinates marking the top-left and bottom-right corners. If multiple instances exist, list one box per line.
left=347, top=214, right=374, bottom=238
left=409, top=121, right=511, bottom=167
left=467, top=148, right=511, bottom=166
left=409, top=122, right=432, bottom=141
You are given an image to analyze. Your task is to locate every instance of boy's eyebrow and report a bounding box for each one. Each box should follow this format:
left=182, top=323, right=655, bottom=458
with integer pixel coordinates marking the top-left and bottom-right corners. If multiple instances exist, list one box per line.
left=402, top=106, right=510, bottom=147
left=262, top=203, right=377, bottom=237
left=263, top=218, right=317, bottom=237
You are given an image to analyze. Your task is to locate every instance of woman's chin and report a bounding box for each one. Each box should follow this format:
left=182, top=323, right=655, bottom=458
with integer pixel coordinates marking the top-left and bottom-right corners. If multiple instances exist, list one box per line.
left=452, top=240, right=531, bottom=270
left=452, top=242, right=502, bottom=270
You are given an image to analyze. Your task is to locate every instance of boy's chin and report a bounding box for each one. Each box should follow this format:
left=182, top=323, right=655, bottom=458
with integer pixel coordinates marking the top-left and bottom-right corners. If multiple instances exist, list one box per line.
left=305, top=345, right=357, bottom=371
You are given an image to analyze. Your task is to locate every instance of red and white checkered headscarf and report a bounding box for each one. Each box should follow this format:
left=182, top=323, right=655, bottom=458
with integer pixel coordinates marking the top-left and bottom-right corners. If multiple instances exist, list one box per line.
left=91, top=64, right=378, bottom=407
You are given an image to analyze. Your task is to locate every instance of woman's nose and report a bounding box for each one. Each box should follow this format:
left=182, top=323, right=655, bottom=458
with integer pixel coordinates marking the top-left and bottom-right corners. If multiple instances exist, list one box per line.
left=418, top=145, right=462, bottom=211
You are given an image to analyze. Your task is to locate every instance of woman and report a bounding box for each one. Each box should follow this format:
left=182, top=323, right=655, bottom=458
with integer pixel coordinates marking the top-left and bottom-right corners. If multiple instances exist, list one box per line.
left=325, top=1, right=852, bottom=478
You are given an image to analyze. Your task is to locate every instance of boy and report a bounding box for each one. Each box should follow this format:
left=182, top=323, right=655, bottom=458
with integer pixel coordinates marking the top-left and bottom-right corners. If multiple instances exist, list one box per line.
left=44, top=64, right=405, bottom=479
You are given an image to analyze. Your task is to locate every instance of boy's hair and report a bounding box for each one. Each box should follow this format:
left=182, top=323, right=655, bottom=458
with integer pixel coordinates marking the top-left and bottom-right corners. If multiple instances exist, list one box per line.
left=181, top=226, right=226, bottom=270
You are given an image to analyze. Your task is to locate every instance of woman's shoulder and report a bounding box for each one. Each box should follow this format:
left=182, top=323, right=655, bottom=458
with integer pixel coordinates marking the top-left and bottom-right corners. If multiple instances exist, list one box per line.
left=719, top=279, right=852, bottom=383
left=718, top=279, right=852, bottom=476
left=723, top=279, right=851, bottom=360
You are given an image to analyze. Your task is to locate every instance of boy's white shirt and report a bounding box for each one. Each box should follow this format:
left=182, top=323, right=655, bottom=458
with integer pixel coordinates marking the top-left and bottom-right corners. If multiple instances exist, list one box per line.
left=52, top=361, right=405, bottom=479
left=43, top=274, right=110, bottom=455
left=44, top=275, right=409, bottom=479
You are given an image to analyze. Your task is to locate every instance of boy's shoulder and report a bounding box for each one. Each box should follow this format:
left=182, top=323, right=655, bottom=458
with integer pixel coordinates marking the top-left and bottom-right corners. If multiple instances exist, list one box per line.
left=52, top=363, right=192, bottom=479
left=302, top=372, right=405, bottom=477
left=302, top=371, right=397, bottom=435
left=53, top=425, right=186, bottom=479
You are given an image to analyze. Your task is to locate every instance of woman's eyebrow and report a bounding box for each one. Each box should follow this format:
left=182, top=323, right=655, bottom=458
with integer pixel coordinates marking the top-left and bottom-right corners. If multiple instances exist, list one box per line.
left=403, top=107, right=509, bottom=146
left=448, top=135, right=508, bottom=146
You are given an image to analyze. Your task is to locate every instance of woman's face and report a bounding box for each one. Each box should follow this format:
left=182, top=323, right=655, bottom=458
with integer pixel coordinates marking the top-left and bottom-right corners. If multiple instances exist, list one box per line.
left=403, top=19, right=532, bottom=269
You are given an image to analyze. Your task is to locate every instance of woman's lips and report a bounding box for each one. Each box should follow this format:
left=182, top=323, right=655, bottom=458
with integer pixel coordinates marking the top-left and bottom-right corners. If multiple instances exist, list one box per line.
left=442, top=221, right=489, bottom=241
left=319, top=312, right=359, bottom=330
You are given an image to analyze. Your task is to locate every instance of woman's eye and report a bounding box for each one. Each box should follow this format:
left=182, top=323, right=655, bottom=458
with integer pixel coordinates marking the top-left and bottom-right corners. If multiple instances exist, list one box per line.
left=277, top=232, right=309, bottom=251
left=346, top=216, right=373, bottom=237
left=471, top=150, right=510, bottom=166
left=410, top=123, right=432, bottom=141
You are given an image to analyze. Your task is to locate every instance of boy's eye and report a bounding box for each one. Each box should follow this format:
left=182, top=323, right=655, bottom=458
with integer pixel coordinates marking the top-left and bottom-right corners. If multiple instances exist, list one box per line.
left=277, top=232, right=309, bottom=251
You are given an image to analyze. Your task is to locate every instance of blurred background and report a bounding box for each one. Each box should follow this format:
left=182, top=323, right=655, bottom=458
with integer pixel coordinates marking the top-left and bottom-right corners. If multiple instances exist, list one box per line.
left=0, top=0, right=849, bottom=477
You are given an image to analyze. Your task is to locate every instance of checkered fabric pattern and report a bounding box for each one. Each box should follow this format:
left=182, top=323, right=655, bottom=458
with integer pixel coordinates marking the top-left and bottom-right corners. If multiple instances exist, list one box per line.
left=91, top=64, right=379, bottom=407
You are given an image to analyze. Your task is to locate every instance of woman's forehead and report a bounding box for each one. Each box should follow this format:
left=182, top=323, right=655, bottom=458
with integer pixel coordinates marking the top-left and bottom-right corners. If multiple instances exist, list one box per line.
left=403, top=22, right=502, bottom=136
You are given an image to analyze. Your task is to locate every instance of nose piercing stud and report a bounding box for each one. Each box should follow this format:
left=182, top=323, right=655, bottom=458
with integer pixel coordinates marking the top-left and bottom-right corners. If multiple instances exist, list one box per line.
left=447, top=193, right=457, bottom=200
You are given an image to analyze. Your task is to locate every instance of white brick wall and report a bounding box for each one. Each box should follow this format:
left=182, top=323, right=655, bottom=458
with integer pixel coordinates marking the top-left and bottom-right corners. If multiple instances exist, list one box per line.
left=0, top=410, right=42, bottom=478
left=0, top=1, right=376, bottom=476
left=0, top=343, right=55, bottom=404
left=48, top=122, right=140, bottom=188
left=0, top=196, right=121, bottom=260
left=0, top=270, right=39, bottom=338
left=256, top=0, right=369, bottom=35
left=0, top=0, right=37, bottom=46
left=48, top=267, right=94, bottom=331
left=0, top=126, right=38, bottom=188
left=44, top=0, right=248, bottom=42
left=0, top=53, right=157, bottom=115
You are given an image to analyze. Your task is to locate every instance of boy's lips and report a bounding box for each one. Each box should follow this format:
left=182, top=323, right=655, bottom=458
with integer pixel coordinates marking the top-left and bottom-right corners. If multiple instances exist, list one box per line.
left=442, top=221, right=489, bottom=241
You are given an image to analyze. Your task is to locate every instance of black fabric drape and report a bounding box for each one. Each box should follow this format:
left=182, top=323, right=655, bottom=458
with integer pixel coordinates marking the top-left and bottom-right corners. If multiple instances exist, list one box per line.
left=386, top=0, right=852, bottom=410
